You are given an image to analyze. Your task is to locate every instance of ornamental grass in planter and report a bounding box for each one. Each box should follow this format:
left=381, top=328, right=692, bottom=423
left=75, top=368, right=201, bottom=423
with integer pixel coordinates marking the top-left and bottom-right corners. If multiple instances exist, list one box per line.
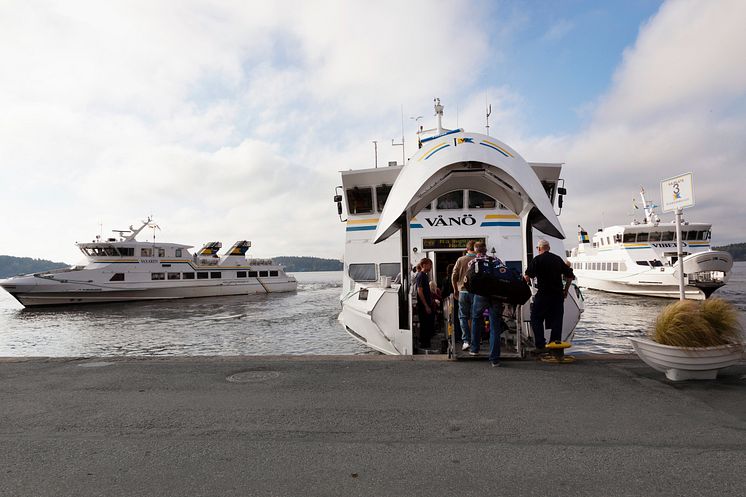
left=630, top=298, right=744, bottom=380
left=651, top=298, right=743, bottom=348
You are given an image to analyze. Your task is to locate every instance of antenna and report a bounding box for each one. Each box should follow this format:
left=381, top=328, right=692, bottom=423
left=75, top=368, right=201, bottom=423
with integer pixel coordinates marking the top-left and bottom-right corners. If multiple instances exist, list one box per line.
left=391, top=104, right=405, bottom=165
left=485, top=96, right=492, bottom=136
left=372, top=140, right=378, bottom=168
left=410, top=115, right=423, bottom=150
left=434, top=98, right=444, bottom=134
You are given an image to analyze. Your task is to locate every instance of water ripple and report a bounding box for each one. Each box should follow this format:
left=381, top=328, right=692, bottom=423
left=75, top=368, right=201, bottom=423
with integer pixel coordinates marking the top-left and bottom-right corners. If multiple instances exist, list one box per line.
left=1, top=264, right=744, bottom=356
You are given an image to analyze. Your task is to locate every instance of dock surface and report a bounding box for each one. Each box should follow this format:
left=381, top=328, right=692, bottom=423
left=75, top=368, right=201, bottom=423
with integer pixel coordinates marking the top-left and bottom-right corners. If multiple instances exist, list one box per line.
left=1, top=355, right=744, bottom=496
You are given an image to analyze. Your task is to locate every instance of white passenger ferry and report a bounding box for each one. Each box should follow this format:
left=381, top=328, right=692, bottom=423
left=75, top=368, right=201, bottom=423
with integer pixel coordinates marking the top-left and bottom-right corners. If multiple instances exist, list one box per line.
left=567, top=189, right=732, bottom=300
left=334, top=100, right=583, bottom=357
left=0, top=218, right=297, bottom=307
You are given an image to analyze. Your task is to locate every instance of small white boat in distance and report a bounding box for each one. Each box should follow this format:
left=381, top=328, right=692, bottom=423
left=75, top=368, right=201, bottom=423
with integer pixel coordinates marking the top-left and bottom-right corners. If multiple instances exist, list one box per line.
left=568, top=189, right=732, bottom=300
left=0, top=218, right=297, bottom=307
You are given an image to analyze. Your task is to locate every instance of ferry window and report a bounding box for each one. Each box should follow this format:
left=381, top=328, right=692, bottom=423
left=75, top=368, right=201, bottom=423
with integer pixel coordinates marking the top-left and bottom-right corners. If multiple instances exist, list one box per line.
left=249, top=271, right=258, bottom=277
left=104, top=247, right=118, bottom=257
left=651, top=260, right=663, bottom=267
left=259, top=271, right=269, bottom=277
left=346, top=186, right=373, bottom=215
left=167, top=273, right=181, bottom=280
left=157, top=248, right=165, bottom=257
left=606, top=237, right=611, bottom=245
left=141, top=248, right=153, bottom=257
left=210, top=272, right=221, bottom=279
left=118, top=247, right=134, bottom=257
left=183, top=273, right=195, bottom=279
left=151, top=272, right=165, bottom=280
left=109, top=273, right=125, bottom=282
left=349, top=263, right=376, bottom=282
left=175, top=249, right=182, bottom=257
left=613, top=262, right=619, bottom=271
left=376, top=184, right=392, bottom=212
left=437, top=191, right=464, bottom=210
left=649, top=232, right=661, bottom=242
left=614, top=234, right=622, bottom=244
left=623, top=233, right=636, bottom=243
left=468, top=191, right=497, bottom=209
left=237, top=271, right=247, bottom=278
left=686, top=231, right=697, bottom=240
left=637, top=233, right=649, bottom=242
left=599, top=238, right=604, bottom=246
left=620, top=263, right=627, bottom=271
left=379, top=263, right=400, bottom=278
left=269, top=270, right=279, bottom=277
left=661, top=231, right=674, bottom=242
left=636, top=261, right=649, bottom=266
left=705, top=230, right=711, bottom=240
left=696, top=230, right=705, bottom=240
left=197, top=272, right=208, bottom=279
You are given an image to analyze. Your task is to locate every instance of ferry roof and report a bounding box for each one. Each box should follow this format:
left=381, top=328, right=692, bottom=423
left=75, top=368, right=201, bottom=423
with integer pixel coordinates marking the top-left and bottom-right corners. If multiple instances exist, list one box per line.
left=373, top=131, right=564, bottom=243
left=77, top=241, right=193, bottom=249
left=595, top=222, right=712, bottom=234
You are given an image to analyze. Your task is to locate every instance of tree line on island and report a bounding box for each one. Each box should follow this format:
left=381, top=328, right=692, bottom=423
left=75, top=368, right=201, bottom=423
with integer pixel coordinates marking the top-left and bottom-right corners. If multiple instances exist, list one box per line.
left=0, top=254, right=343, bottom=278
left=4, top=244, right=746, bottom=279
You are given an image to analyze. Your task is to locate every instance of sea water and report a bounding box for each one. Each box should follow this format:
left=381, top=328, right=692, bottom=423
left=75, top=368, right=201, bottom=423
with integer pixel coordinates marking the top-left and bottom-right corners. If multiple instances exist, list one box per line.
left=1, top=263, right=744, bottom=357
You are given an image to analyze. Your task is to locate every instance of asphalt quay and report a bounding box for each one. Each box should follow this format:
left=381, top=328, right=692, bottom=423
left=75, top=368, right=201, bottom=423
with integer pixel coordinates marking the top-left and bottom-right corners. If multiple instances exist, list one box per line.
left=1, top=354, right=745, bottom=497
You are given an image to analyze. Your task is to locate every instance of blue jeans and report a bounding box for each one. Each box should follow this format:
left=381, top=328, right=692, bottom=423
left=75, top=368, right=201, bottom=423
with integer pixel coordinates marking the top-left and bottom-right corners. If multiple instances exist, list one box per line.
left=458, top=291, right=473, bottom=343
left=471, top=295, right=502, bottom=363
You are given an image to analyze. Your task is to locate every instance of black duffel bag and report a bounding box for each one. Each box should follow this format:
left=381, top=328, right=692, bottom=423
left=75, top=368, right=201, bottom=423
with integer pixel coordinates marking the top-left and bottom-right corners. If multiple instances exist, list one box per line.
left=465, top=258, right=531, bottom=305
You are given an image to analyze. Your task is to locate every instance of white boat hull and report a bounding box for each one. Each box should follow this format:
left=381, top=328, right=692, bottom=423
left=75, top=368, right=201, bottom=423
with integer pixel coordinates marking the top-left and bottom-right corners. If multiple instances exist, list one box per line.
left=575, top=273, right=707, bottom=300
left=2, top=279, right=297, bottom=306
left=338, top=286, right=410, bottom=355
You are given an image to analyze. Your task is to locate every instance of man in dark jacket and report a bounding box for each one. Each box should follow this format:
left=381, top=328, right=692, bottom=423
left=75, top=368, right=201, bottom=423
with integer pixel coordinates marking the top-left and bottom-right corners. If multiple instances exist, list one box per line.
left=524, top=239, right=574, bottom=350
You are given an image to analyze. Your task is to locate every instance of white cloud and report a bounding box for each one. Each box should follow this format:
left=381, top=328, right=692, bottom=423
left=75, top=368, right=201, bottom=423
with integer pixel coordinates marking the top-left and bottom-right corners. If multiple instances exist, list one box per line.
left=0, top=0, right=493, bottom=262
left=560, top=0, right=746, bottom=245
left=2, top=0, right=744, bottom=266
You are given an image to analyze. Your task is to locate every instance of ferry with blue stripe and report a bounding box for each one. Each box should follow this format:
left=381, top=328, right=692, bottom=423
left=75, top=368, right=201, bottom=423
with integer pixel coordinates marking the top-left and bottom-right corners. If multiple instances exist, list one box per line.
left=568, top=189, right=732, bottom=300
left=0, top=218, right=297, bottom=307
left=335, top=98, right=583, bottom=356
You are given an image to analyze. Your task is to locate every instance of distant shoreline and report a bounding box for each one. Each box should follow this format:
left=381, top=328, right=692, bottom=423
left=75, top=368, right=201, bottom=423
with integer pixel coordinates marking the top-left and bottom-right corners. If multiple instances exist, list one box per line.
left=0, top=254, right=343, bottom=278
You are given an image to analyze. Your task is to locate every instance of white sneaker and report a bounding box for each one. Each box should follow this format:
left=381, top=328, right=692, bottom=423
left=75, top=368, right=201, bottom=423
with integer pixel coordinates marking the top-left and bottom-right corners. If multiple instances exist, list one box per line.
left=461, top=342, right=470, bottom=351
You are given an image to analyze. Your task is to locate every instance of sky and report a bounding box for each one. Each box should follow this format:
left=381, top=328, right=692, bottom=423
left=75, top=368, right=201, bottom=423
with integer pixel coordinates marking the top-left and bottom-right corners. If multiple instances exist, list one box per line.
left=1, top=0, right=745, bottom=263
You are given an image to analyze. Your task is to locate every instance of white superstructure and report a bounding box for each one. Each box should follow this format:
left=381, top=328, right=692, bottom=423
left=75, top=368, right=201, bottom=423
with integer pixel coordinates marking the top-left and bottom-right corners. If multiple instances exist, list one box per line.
left=568, top=189, right=732, bottom=300
left=334, top=100, right=583, bottom=356
left=0, top=218, right=297, bottom=307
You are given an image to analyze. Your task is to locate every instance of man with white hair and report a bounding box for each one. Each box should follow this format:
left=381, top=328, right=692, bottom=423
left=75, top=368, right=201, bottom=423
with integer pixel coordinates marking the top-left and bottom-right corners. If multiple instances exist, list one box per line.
left=524, top=239, right=574, bottom=351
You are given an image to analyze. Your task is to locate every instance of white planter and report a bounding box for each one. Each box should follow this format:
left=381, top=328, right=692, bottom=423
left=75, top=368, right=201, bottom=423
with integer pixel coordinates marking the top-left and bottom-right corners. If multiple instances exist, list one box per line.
left=629, top=337, right=744, bottom=381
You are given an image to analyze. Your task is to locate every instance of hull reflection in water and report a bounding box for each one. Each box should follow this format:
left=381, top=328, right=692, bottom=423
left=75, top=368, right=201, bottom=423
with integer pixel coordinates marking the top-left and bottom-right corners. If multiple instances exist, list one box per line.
left=0, top=272, right=370, bottom=357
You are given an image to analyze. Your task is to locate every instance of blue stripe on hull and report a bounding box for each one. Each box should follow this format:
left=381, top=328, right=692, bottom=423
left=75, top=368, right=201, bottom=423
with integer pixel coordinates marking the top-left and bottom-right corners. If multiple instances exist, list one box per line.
left=480, top=221, right=520, bottom=227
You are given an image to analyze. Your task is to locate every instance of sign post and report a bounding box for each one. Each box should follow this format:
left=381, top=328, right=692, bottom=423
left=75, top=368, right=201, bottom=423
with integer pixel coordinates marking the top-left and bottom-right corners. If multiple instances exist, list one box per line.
left=660, top=173, right=695, bottom=300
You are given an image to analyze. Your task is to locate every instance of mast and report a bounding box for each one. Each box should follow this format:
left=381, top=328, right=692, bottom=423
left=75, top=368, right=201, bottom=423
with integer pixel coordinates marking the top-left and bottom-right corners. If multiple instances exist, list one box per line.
left=434, top=98, right=444, bottom=135
left=639, top=187, right=659, bottom=225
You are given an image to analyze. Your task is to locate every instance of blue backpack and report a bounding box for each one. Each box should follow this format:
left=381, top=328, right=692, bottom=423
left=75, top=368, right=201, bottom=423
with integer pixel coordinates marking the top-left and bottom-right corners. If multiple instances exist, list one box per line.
left=465, top=258, right=531, bottom=305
